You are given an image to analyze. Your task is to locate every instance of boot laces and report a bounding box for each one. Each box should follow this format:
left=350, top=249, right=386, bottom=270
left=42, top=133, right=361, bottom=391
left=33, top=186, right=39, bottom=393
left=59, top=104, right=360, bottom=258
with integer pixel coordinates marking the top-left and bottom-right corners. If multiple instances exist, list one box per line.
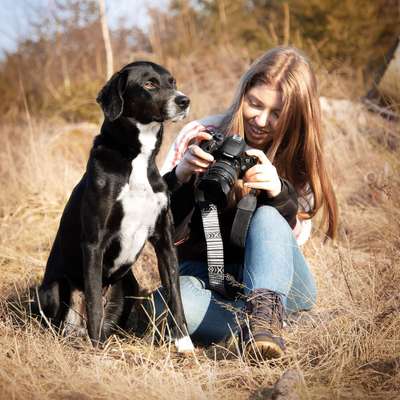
left=246, top=289, right=284, bottom=333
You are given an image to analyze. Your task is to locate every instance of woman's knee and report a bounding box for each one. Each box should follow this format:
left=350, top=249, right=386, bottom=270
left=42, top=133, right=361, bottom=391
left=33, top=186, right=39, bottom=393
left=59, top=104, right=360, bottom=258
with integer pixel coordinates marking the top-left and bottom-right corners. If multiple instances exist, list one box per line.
left=177, top=276, right=211, bottom=334
left=151, top=276, right=205, bottom=314
left=248, top=206, right=293, bottom=240
left=252, top=205, right=285, bottom=224
left=147, top=275, right=210, bottom=336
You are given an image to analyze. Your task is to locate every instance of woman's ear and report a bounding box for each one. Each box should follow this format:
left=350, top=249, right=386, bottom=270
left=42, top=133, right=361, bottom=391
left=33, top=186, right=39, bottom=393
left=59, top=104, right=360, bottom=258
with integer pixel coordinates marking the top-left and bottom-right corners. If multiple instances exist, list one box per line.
left=96, top=70, right=129, bottom=121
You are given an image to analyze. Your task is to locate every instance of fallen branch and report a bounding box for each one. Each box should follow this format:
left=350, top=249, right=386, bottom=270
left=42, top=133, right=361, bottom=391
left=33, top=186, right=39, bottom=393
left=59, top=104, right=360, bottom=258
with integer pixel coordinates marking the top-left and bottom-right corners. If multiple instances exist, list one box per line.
left=250, top=369, right=304, bottom=400
left=360, top=357, right=400, bottom=376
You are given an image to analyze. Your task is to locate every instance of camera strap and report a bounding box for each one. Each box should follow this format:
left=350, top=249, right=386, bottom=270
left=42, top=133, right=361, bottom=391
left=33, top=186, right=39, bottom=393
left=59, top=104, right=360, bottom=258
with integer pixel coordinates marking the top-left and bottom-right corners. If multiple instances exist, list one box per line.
left=195, top=189, right=257, bottom=296
left=195, top=190, right=226, bottom=296
left=230, top=189, right=257, bottom=248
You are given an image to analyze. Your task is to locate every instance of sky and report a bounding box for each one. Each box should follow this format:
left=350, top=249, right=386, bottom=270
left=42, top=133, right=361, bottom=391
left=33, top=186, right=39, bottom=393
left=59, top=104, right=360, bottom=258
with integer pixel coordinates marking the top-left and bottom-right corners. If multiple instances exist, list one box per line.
left=0, top=0, right=167, bottom=57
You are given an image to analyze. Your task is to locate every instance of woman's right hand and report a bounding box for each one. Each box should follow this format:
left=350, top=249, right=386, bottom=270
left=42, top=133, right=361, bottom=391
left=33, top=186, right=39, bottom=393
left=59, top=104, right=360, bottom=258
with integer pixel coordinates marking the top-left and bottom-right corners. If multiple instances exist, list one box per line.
left=175, top=127, right=215, bottom=183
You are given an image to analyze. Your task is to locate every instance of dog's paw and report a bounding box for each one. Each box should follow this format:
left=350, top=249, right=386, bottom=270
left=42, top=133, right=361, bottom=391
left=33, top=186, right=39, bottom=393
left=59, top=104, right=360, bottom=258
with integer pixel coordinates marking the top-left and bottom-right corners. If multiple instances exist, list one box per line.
left=62, top=322, right=87, bottom=338
left=174, top=335, right=195, bottom=353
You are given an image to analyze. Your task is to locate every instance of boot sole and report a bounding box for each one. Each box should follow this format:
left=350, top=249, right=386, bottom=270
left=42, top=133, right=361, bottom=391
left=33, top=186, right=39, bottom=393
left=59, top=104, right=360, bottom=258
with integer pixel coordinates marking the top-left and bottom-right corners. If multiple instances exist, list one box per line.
left=245, top=338, right=285, bottom=361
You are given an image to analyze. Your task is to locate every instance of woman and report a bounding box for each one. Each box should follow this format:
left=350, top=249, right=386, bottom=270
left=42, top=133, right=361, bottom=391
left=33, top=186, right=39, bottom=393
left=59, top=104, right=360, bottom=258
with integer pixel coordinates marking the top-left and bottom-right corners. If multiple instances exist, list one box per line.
left=152, top=47, right=337, bottom=360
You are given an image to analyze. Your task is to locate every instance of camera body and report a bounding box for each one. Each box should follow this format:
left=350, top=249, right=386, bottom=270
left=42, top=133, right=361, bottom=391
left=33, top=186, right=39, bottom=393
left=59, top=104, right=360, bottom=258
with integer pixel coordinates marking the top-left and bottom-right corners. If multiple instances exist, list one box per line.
left=197, top=128, right=257, bottom=207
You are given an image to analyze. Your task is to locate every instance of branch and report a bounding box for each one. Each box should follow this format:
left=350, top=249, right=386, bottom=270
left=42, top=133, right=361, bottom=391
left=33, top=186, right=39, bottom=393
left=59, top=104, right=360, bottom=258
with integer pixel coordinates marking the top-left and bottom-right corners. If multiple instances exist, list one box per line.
left=250, top=369, right=304, bottom=400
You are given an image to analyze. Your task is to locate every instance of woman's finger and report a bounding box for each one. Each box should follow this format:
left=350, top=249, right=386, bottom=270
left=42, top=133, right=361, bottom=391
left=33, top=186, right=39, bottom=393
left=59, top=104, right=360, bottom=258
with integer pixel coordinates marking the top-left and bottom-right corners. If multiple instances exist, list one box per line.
left=188, top=144, right=214, bottom=162
left=194, top=167, right=208, bottom=173
left=183, top=147, right=213, bottom=167
left=187, top=128, right=213, bottom=146
left=252, top=173, right=273, bottom=182
left=246, top=175, right=273, bottom=183
left=183, top=123, right=210, bottom=142
left=245, top=148, right=271, bottom=165
left=186, top=156, right=211, bottom=168
left=247, top=163, right=274, bottom=174
left=244, top=182, right=272, bottom=190
left=244, top=165, right=275, bottom=181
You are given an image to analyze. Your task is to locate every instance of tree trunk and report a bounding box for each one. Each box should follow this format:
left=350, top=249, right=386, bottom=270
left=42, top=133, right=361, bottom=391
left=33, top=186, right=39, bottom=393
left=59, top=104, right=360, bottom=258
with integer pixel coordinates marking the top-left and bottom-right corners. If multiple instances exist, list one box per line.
left=98, top=0, right=114, bottom=80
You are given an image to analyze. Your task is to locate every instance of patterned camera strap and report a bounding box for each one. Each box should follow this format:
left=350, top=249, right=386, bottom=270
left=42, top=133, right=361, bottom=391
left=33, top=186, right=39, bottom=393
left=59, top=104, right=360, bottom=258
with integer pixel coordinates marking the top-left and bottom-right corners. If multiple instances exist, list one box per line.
left=195, top=190, right=226, bottom=296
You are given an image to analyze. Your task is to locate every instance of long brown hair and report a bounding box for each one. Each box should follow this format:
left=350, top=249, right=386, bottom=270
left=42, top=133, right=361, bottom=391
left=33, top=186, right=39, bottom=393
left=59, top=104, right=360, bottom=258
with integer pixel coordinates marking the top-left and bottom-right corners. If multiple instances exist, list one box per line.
left=220, top=47, right=338, bottom=239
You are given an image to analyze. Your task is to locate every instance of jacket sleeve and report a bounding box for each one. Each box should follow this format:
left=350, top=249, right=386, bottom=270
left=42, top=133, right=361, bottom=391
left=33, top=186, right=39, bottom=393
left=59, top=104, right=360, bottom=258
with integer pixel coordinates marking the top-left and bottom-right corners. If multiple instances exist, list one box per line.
left=257, top=178, right=298, bottom=228
left=163, top=167, right=196, bottom=229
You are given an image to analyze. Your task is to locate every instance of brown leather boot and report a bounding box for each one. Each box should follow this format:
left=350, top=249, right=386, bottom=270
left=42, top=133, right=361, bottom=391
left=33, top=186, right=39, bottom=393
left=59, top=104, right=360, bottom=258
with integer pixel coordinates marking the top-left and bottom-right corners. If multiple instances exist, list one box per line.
left=243, top=289, right=286, bottom=361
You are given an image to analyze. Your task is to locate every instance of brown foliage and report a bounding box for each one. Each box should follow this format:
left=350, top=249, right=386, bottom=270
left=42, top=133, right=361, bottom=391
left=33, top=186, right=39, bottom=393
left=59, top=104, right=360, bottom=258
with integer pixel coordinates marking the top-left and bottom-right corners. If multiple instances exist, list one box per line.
left=0, top=2, right=399, bottom=398
left=0, top=64, right=400, bottom=397
left=0, top=0, right=398, bottom=122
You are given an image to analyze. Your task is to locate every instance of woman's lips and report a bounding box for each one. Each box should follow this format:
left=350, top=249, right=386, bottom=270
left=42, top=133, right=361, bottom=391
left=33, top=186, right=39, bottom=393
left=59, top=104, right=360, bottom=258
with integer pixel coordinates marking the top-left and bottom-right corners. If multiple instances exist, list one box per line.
left=248, top=124, right=269, bottom=137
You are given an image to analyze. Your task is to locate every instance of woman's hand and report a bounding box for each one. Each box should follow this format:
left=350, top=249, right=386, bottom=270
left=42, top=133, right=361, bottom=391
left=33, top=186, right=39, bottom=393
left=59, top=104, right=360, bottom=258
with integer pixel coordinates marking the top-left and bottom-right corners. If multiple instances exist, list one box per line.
left=243, top=148, right=282, bottom=197
left=175, top=126, right=215, bottom=183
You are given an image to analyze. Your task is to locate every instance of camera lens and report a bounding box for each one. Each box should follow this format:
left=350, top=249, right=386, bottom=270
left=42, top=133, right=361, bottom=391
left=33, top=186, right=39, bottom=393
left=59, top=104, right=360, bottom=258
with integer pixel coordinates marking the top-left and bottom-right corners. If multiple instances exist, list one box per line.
left=197, top=160, right=238, bottom=207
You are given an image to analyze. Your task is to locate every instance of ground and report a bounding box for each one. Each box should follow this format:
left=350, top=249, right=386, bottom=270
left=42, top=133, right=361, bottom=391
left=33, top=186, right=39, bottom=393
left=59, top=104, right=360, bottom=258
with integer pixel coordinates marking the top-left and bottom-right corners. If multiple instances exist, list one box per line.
left=0, top=95, right=399, bottom=399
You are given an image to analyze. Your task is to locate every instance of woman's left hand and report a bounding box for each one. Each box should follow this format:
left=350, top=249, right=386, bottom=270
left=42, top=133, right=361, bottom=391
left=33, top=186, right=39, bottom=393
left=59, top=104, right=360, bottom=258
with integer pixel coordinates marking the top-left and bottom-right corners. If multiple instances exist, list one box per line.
left=243, top=149, right=282, bottom=197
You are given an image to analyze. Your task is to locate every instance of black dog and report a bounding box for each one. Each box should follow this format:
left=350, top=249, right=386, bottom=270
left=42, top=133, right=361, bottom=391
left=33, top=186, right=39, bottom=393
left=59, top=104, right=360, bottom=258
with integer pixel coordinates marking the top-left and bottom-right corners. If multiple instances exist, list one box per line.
left=36, top=61, right=194, bottom=352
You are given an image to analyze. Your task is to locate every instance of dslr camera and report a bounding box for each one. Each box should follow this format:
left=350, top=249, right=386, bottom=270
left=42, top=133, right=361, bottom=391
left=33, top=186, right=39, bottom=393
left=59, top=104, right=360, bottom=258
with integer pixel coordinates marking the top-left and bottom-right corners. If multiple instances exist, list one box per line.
left=197, top=128, right=258, bottom=207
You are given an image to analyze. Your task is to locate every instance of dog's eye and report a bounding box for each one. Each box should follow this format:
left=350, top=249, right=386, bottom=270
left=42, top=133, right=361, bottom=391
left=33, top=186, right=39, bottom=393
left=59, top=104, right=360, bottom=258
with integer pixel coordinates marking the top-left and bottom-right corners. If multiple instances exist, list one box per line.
left=143, top=81, right=158, bottom=90
left=169, top=78, right=176, bottom=88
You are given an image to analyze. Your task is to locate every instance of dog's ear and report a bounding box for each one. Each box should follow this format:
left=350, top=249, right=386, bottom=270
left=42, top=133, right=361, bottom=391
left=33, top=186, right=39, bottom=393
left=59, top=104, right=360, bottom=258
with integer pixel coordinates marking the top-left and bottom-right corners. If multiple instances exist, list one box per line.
left=96, top=70, right=129, bottom=121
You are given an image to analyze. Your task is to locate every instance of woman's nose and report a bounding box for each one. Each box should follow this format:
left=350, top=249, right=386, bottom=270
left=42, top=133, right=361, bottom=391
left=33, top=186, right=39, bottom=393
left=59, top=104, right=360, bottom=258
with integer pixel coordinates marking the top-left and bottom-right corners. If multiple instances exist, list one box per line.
left=254, top=110, right=269, bottom=128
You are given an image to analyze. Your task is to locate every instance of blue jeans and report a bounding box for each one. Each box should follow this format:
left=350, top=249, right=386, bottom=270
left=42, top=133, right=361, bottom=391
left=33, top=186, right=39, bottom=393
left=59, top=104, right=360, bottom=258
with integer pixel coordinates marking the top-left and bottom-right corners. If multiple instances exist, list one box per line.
left=151, top=206, right=317, bottom=345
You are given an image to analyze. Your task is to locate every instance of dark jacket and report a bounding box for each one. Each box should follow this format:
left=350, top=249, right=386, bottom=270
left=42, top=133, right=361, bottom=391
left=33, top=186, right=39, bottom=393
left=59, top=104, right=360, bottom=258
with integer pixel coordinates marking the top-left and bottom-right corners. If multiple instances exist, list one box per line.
left=163, top=167, right=299, bottom=265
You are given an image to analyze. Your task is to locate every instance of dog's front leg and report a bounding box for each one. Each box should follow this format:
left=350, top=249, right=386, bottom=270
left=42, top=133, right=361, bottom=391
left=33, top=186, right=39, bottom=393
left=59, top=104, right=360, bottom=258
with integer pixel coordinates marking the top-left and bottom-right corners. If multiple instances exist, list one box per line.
left=82, top=242, right=105, bottom=347
left=150, top=210, right=194, bottom=353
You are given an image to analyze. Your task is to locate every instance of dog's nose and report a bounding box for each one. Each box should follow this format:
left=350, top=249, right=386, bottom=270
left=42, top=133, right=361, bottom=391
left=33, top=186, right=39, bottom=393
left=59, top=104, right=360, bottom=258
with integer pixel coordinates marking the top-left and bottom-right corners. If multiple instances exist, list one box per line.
left=175, top=95, right=190, bottom=109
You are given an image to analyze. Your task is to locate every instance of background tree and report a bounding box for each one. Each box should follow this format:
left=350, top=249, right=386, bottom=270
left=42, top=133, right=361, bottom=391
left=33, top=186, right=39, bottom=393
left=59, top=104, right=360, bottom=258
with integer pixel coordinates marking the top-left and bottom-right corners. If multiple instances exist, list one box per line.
left=0, top=0, right=398, bottom=122
left=98, top=0, right=114, bottom=79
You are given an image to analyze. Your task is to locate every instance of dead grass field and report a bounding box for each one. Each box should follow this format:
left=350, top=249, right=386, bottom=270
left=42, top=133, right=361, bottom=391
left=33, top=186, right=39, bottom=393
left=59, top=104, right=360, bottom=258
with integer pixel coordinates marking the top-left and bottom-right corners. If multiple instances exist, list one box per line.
left=0, top=65, right=399, bottom=399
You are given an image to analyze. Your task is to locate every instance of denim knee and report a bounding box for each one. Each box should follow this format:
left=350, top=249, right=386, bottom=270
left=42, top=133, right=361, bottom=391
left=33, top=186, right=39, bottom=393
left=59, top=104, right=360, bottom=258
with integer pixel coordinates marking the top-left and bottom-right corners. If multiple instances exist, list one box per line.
left=248, top=206, right=293, bottom=241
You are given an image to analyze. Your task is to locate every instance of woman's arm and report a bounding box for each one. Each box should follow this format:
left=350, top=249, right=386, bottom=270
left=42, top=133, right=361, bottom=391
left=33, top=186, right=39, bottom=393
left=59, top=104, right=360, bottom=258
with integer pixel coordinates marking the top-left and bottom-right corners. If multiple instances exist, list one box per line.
left=242, top=148, right=298, bottom=229
left=163, top=167, right=196, bottom=228
left=257, top=178, right=298, bottom=228
left=161, top=120, right=214, bottom=236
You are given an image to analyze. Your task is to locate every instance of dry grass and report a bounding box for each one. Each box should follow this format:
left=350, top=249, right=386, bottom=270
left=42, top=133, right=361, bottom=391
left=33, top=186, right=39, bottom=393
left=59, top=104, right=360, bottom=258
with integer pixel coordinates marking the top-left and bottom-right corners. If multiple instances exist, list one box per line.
left=0, top=67, right=399, bottom=399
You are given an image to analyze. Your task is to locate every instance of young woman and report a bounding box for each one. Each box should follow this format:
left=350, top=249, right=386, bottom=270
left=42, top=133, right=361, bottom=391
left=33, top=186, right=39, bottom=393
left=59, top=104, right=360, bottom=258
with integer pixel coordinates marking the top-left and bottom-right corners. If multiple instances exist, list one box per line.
left=152, top=47, right=337, bottom=360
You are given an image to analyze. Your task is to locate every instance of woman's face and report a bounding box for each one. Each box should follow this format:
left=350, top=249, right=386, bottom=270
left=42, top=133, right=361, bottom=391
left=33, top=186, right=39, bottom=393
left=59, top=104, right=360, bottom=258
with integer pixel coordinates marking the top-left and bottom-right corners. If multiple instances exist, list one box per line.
left=242, top=83, right=283, bottom=150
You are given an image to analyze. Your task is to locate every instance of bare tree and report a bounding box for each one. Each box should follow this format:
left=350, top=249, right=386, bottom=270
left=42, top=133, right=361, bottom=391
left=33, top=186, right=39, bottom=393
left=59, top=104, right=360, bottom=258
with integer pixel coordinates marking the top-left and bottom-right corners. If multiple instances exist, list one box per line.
left=98, top=0, right=113, bottom=79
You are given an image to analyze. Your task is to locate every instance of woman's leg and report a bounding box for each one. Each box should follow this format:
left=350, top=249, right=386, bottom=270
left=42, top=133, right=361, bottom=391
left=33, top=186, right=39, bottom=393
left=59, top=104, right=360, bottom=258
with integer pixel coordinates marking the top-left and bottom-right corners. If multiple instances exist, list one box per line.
left=144, top=207, right=316, bottom=348
left=150, top=261, right=244, bottom=346
left=241, top=205, right=317, bottom=359
left=286, top=248, right=317, bottom=313
left=243, top=205, right=317, bottom=312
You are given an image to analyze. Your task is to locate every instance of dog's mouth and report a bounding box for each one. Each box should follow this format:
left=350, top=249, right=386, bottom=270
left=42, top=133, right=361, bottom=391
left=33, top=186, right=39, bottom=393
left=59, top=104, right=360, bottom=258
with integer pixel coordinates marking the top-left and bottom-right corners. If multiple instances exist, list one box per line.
left=170, top=107, right=190, bottom=122
left=164, top=93, right=190, bottom=122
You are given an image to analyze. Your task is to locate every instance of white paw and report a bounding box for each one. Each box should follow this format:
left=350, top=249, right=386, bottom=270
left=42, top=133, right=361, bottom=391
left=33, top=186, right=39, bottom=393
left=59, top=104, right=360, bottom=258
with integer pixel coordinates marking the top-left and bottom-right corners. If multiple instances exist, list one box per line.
left=174, top=335, right=195, bottom=353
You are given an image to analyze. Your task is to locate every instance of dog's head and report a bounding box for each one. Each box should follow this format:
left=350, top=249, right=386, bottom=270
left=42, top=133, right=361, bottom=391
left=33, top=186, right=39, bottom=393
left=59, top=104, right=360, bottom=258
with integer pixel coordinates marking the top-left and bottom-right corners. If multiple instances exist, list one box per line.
left=96, top=61, right=190, bottom=124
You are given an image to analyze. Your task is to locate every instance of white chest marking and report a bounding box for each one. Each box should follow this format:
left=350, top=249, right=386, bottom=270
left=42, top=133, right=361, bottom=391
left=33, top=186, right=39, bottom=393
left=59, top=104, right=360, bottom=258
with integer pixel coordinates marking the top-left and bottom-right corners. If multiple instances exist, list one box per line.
left=111, top=122, right=168, bottom=272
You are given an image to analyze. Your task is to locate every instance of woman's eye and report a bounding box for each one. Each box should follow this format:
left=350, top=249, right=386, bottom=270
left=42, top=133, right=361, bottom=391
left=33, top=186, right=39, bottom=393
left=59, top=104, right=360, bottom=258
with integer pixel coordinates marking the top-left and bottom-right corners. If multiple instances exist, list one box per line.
left=144, top=81, right=157, bottom=90
left=249, top=100, right=262, bottom=109
left=271, top=111, right=280, bottom=119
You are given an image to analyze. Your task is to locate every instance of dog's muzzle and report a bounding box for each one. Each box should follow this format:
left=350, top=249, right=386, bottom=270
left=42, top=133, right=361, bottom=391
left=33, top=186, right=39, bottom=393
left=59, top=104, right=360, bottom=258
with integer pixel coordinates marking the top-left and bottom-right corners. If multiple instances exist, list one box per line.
left=165, top=92, right=190, bottom=122
left=175, top=95, right=190, bottom=109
